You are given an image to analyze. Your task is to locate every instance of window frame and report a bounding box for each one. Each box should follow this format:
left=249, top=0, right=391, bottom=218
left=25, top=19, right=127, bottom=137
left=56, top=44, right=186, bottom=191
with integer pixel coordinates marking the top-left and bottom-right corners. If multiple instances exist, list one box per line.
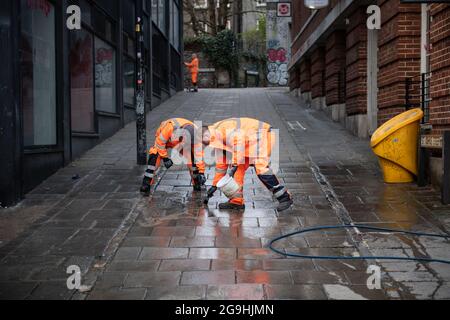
left=20, top=0, right=61, bottom=151
left=69, top=28, right=97, bottom=135
left=123, top=31, right=136, bottom=109
left=68, top=0, right=120, bottom=136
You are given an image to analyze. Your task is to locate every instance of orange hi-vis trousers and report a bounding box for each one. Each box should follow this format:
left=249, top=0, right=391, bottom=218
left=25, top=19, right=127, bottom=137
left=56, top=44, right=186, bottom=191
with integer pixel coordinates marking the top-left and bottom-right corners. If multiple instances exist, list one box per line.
left=212, top=131, right=275, bottom=206
left=185, top=58, right=199, bottom=85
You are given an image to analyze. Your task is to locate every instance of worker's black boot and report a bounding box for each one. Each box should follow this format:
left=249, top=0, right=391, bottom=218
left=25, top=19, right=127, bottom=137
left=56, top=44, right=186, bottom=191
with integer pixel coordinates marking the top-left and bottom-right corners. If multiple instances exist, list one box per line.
left=218, top=202, right=246, bottom=211
left=276, top=192, right=294, bottom=212
left=193, top=173, right=206, bottom=192
left=258, top=175, right=293, bottom=212
left=140, top=177, right=152, bottom=197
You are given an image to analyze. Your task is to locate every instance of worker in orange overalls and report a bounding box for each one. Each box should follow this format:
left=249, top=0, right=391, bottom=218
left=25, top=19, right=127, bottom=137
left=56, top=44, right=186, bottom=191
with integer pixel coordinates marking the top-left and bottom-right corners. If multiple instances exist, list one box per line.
left=185, top=53, right=199, bottom=92
left=140, top=118, right=206, bottom=196
left=202, top=118, right=293, bottom=212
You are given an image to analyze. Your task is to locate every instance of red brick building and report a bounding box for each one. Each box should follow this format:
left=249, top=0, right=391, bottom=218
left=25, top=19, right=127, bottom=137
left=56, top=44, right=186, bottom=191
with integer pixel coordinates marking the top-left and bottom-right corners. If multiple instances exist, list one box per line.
left=289, top=0, right=450, bottom=139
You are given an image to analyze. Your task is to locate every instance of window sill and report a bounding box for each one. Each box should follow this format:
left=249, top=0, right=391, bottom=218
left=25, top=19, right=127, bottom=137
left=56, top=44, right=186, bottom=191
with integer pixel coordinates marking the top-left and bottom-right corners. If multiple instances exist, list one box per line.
left=24, top=148, right=63, bottom=155
left=96, top=111, right=121, bottom=119
left=72, top=132, right=100, bottom=139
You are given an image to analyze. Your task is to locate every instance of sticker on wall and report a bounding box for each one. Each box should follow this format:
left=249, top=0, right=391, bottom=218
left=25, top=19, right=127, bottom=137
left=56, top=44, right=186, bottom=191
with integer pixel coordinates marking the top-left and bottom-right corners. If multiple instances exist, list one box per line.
left=277, top=3, right=291, bottom=17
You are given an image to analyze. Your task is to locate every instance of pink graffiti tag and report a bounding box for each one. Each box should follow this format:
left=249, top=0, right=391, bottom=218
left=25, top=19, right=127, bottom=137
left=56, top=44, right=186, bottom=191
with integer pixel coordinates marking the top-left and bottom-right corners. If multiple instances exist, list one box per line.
left=96, top=48, right=113, bottom=64
left=268, top=48, right=287, bottom=63
left=27, top=0, right=52, bottom=17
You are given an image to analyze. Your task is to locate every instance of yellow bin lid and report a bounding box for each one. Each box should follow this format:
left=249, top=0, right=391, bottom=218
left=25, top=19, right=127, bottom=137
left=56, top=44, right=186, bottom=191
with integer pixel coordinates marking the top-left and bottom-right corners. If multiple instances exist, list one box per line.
left=371, top=108, right=424, bottom=148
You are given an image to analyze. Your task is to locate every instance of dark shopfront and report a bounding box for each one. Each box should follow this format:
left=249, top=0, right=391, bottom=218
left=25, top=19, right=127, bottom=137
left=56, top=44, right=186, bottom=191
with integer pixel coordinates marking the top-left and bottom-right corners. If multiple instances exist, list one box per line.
left=0, top=0, right=184, bottom=207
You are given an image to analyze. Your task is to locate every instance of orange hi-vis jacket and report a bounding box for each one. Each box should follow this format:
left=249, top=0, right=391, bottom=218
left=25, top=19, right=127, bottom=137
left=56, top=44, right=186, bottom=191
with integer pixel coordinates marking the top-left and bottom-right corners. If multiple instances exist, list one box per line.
left=185, top=58, right=199, bottom=83
left=209, top=118, right=273, bottom=165
left=151, top=118, right=205, bottom=173
left=209, top=118, right=274, bottom=187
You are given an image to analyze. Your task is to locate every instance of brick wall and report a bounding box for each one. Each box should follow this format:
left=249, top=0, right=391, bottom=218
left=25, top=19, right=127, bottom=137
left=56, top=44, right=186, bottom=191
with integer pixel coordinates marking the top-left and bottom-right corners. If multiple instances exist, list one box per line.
left=325, top=30, right=346, bottom=105
left=345, top=7, right=368, bottom=116
left=289, top=0, right=449, bottom=138
left=289, top=67, right=300, bottom=91
left=300, top=58, right=311, bottom=93
left=377, top=0, right=421, bottom=125
left=311, top=47, right=326, bottom=99
left=429, top=4, right=450, bottom=134
left=291, top=0, right=313, bottom=54
left=291, top=0, right=341, bottom=54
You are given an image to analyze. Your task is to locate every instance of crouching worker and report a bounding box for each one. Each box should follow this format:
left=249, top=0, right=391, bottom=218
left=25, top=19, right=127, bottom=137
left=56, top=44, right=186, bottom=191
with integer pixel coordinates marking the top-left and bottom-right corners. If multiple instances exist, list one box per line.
left=140, top=118, right=206, bottom=196
left=202, top=118, right=293, bottom=212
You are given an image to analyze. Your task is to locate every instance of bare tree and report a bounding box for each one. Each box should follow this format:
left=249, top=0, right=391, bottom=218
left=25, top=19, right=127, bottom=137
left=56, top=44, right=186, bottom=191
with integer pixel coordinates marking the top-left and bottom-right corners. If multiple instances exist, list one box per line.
left=183, top=0, right=265, bottom=37
left=183, top=0, right=202, bottom=36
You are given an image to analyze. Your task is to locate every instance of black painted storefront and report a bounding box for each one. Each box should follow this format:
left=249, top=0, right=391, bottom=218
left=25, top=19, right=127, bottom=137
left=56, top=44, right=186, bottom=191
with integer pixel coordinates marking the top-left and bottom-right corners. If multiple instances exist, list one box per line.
left=0, top=0, right=184, bottom=207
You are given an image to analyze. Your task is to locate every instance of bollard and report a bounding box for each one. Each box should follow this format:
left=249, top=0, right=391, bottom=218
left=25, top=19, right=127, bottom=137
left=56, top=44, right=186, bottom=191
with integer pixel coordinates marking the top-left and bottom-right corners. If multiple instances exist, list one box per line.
left=443, top=131, right=450, bottom=205
left=135, top=14, right=147, bottom=166
left=418, top=146, right=430, bottom=187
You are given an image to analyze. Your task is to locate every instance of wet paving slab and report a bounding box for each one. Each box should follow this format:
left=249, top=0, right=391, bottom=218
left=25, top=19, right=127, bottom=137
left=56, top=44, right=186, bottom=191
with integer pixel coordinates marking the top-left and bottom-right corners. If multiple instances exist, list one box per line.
left=1, top=88, right=449, bottom=300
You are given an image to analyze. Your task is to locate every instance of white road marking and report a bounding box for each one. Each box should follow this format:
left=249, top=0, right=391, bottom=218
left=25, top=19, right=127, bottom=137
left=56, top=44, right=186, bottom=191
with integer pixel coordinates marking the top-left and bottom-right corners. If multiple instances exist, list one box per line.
left=287, top=121, right=307, bottom=131
left=296, top=121, right=307, bottom=131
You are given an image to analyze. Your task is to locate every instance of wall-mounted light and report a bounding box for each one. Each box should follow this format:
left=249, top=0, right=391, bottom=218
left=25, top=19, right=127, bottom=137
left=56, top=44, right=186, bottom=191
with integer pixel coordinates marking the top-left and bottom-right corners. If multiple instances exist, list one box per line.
left=304, top=0, right=329, bottom=10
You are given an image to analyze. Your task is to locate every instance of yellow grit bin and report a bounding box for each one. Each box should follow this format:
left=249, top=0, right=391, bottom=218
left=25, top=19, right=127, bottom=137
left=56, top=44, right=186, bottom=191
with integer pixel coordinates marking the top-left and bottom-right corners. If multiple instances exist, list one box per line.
left=371, top=109, right=424, bottom=183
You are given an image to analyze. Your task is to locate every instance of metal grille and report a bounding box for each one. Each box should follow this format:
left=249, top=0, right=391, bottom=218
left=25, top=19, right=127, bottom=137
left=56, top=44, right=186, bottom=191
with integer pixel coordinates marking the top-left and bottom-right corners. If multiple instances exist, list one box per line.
left=405, top=72, right=432, bottom=124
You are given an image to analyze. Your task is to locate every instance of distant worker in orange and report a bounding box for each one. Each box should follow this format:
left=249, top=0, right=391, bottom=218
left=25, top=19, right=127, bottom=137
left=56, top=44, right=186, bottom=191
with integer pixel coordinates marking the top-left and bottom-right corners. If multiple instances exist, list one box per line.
left=140, top=118, right=206, bottom=196
left=185, top=53, right=199, bottom=92
left=202, top=118, right=294, bottom=212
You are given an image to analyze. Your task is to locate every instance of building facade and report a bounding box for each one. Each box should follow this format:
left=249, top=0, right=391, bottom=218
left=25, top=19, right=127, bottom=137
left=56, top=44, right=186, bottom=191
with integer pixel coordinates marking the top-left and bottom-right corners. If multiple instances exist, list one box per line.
left=0, top=0, right=184, bottom=207
left=266, top=0, right=291, bottom=87
left=289, top=0, right=450, bottom=185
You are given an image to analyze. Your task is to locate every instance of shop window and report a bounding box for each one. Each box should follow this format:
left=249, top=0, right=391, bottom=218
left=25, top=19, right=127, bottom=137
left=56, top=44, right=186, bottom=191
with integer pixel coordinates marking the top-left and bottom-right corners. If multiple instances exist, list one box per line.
left=170, top=0, right=179, bottom=49
left=158, top=0, right=166, bottom=33
left=93, top=8, right=116, bottom=43
left=123, top=0, right=136, bottom=35
left=173, top=3, right=180, bottom=50
left=20, top=0, right=57, bottom=147
left=70, top=29, right=95, bottom=133
left=123, top=57, right=135, bottom=106
left=124, top=34, right=135, bottom=56
left=169, top=0, right=173, bottom=44
left=80, top=0, right=91, bottom=26
left=95, top=37, right=117, bottom=113
left=123, top=33, right=136, bottom=106
left=151, top=0, right=158, bottom=24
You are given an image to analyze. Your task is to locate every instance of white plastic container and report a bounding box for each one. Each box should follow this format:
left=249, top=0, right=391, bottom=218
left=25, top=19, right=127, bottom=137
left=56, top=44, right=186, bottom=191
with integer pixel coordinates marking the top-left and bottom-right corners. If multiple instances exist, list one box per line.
left=217, top=175, right=240, bottom=199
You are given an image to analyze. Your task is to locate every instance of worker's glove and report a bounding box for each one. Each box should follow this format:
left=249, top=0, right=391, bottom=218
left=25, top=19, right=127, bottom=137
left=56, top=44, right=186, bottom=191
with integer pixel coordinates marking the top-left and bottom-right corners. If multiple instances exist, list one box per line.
left=163, top=158, right=174, bottom=169
left=229, top=166, right=238, bottom=178
left=195, top=174, right=207, bottom=186
left=203, top=186, right=218, bottom=205
left=207, top=186, right=218, bottom=198
left=140, top=177, right=152, bottom=196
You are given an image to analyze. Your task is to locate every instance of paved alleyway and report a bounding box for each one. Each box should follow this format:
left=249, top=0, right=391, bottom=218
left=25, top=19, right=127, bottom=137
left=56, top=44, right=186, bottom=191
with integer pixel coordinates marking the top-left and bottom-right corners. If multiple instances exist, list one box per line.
left=0, top=88, right=449, bottom=300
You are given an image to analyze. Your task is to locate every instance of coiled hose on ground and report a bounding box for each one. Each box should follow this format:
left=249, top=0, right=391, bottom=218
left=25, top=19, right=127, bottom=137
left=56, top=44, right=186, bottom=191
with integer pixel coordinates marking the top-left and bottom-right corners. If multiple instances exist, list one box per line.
left=269, top=224, right=450, bottom=265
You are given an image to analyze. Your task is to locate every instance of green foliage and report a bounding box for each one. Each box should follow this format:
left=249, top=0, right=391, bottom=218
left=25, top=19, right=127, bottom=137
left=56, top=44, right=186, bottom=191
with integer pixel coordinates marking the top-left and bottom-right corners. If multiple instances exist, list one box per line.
left=240, top=14, right=267, bottom=63
left=184, top=36, right=204, bottom=47
left=200, top=29, right=239, bottom=76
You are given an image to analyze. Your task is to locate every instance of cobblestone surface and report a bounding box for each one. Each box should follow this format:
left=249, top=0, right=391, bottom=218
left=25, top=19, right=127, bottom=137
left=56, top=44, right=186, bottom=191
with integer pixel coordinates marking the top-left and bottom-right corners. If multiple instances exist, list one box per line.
left=0, top=88, right=449, bottom=300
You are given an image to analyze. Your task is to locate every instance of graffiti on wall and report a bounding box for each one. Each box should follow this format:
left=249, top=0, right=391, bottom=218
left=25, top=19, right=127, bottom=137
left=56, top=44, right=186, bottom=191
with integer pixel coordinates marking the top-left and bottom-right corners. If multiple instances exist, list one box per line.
left=95, top=48, right=113, bottom=87
left=267, top=62, right=288, bottom=86
left=266, top=10, right=290, bottom=86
